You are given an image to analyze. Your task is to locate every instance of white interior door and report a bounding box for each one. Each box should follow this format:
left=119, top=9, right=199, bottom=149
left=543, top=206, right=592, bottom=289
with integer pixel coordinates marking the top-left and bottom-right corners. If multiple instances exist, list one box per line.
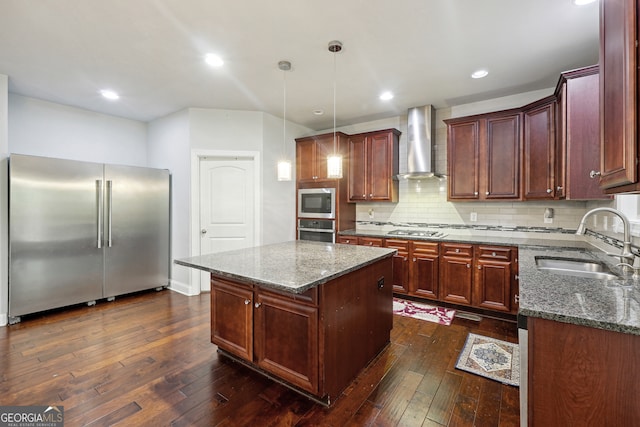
left=199, top=156, right=256, bottom=291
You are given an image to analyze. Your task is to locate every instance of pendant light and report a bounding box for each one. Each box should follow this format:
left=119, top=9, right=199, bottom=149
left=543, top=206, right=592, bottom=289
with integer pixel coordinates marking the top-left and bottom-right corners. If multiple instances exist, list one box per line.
left=326, top=40, right=343, bottom=179
left=277, top=60, right=293, bottom=181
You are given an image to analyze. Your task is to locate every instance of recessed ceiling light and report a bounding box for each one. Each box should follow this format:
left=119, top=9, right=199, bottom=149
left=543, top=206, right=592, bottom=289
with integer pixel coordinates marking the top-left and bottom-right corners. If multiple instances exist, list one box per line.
left=313, top=109, right=324, bottom=116
left=471, top=69, right=489, bottom=79
left=205, top=53, right=224, bottom=68
left=100, top=89, right=119, bottom=100
left=573, top=0, right=597, bottom=5
left=379, top=91, right=394, bottom=101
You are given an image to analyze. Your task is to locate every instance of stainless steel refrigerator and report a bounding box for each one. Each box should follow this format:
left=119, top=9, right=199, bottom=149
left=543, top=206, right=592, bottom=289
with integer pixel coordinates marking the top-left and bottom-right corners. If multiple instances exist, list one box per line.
left=8, top=154, right=170, bottom=322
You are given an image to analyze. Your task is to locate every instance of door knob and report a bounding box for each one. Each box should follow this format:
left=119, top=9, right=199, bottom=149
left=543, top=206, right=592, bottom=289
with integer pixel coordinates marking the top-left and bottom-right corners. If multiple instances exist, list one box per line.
left=201, top=229, right=207, bottom=235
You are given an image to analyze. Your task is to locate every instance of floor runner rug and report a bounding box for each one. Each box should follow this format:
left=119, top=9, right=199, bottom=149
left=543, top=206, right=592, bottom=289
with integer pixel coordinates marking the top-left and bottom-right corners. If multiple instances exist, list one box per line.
left=455, top=332, right=520, bottom=386
left=392, top=298, right=455, bottom=326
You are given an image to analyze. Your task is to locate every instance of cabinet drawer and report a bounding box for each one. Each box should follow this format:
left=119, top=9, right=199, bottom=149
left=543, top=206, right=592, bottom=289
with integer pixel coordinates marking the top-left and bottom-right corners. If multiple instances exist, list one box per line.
left=475, top=246, right=514, bottom=261
left=411, top=241, right=439, bottom=255
left=385, top=239, right=410, bottom=253
left=441, top=243, right=473, bottom=257
left=336, top=236, right=358, bottom=245
left=359, top=237, right=383, bottom=247
left=260, top=286, right=318, bottom=306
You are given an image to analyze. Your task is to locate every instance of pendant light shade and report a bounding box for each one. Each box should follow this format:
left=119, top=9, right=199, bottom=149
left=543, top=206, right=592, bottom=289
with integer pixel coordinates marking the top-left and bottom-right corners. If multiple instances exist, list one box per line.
left=277, top=60, right=292, bottom=181
left=327, top=40, right=343, bottom=179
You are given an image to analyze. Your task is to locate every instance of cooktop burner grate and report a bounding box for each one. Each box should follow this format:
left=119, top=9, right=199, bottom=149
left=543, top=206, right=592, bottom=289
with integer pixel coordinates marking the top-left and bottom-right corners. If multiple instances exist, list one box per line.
left=387, top=229, right=447, bottom=238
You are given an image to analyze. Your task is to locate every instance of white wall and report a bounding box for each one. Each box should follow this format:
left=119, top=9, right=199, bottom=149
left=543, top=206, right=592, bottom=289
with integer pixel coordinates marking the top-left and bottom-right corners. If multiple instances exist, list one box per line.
left=8, top=94, right=147, bottom=165
left=0, top=75, right=8, bottom=326
left=147, top=109, right=190, bottom=293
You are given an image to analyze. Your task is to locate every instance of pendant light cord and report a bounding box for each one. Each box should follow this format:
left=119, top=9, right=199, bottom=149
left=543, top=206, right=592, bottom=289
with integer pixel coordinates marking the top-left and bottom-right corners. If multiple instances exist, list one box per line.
left=283, top=67, right=287, bottom=156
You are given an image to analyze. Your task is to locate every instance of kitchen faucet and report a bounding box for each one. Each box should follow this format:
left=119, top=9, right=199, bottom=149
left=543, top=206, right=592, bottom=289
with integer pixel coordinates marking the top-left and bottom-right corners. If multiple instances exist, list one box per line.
left=575, top=207, right=640, bottom=275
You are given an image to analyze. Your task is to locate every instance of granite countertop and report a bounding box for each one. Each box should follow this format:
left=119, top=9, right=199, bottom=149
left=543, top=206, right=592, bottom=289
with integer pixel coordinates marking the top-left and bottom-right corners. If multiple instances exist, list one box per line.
left=174, top=240, right=396, bottom=294
left=340, top=228, right=640, bottom=335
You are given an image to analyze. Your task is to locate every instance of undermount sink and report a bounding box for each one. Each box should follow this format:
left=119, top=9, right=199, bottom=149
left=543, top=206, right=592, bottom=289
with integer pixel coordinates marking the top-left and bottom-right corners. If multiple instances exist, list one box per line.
left=535, top=256, right=621, bottom=280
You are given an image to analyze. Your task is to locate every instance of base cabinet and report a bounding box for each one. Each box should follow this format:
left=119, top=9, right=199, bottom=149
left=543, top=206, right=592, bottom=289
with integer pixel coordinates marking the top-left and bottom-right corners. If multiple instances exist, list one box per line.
left=528, top=317, right=640, bottom=425
left=440, top=243, right=474, bottom=305
left=210, top=256, right=393, bottom=404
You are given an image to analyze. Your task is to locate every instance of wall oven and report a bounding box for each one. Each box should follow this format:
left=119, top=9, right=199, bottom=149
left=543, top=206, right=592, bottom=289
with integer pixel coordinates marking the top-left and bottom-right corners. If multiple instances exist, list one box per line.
left=298, top=188, right=336, bottom=219
left=298, top=219, right=335, bottom=243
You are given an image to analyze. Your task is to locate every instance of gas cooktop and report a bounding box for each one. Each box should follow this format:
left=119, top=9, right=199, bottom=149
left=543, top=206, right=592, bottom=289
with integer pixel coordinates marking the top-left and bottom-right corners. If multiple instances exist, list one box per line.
left=386, top=229, right=447, bottom=239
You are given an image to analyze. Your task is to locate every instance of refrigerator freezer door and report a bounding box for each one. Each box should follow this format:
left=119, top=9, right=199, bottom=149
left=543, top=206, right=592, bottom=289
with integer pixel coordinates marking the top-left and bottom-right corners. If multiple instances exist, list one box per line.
left=103, top=164, right=170, bottom=297
left=9, top=155, right=105, bottom=317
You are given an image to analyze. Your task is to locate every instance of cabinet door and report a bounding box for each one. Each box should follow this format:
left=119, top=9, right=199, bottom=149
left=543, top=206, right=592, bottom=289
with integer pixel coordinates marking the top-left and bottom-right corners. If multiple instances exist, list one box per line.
left=411, top=241, right=439, bottom=300
left=599, top=0, right=637, bottom=190
left=523, top=101, right=556, bottom=199
left=448, top=120, right=480, bottom=200
left=485, top=114, right=521, bottom=199
left=347, top=134, right=367, bottom=202
left=254, top=291, right=319, bottom=393
left=359, top=237, right=383, bottom=247
left=368, top=132, right=396, bottom=201
left=563, top=69, right=611, bottom=199
left=314, top=136, right=335, bottom=181
left=296, top=139, right=317, bottom=182
left=439, top=244, right=473, bottom=306
left=385, top=239, right=410, bottom=294
left=474, top=259, right=512, bottom=312
left=211, top=278, right=253, bottom=361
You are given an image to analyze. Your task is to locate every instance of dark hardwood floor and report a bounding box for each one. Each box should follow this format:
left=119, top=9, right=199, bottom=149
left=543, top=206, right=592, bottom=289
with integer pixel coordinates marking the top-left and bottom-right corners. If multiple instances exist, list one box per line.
left=0, top=289, right=519, bottom=426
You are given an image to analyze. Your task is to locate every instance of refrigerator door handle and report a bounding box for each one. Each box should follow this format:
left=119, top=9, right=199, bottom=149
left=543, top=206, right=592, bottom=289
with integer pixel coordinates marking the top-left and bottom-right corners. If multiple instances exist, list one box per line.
left=96, top=179, right=103, bottom=249
left=107, top=180, right=113, bottom=247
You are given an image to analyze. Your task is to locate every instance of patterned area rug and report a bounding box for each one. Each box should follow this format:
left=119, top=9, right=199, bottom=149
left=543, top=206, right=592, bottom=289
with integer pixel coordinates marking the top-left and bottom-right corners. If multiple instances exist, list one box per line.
left=392, top=298, right=455, bottom=326
left=455, top=333, right=520, bottom=386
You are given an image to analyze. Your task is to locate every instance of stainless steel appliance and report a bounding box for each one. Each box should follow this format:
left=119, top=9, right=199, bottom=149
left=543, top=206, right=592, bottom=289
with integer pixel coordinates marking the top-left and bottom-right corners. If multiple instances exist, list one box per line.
left=386, top=229, right=447, bottom=238
left=298, top=188, right=336, bottom=219
left=8, top=154, right=170, bottom=322
left=298, top=219, right=335, bottom=243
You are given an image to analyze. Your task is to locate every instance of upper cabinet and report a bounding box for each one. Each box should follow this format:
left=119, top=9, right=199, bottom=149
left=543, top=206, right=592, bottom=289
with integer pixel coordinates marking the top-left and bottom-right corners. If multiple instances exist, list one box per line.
left=347, top=129, right=400, bottom=203
left=598, top=0, right=638, bottom=193
left=446, top=111, right=521, bottom=201
left=522, top=96, right=557, bottom=200
left=556, top=66, right=611, bottom=200
left=296, top=132, right=349, bottom=183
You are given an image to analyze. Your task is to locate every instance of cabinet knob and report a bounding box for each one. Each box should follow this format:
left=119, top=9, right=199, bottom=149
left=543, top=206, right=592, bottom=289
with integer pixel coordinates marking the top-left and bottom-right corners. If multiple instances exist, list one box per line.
left=466, top=263, right=471, bottom=268
left=478, top=265, right=482, bottom=270
left=492, top=252, right=496, bottom=257
left=254, top=302, right=261, bottom=308
left=485, top=191, right=490, bottom=195
left=546, top=188, right=552, bottom=194
left=412, top=257, right=416, bottom=262
left=362, top=194, right=366, bottom=198
left=369, top=194, right=373, bottom=197
left=474, top=191, right=478, bottom=196
left=346, top=239, right=350, bottom=243
left=455, top=248, right=460, bottom=253
left=244, top=299, right=250, bottom=305
left=368, top=242, right=373, bottom=246
left=557, top=186, right=563, bottom=191
left=590, top=170, right=601, bottom=179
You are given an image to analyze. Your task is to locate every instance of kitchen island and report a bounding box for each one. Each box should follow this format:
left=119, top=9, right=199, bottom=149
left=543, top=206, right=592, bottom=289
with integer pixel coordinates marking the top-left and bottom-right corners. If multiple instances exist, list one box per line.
left=175, top=240, right=396, bottom=405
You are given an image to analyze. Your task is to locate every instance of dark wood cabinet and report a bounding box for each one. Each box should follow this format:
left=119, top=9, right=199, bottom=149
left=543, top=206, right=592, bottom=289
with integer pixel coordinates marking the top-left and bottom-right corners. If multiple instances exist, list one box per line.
left=347, top=129, right=400, bottom=202
left=473, top=245, right=517, bottom=313
left=211, top=278, right=253, bottom=361
left=599, top=0, right=638, bottom=192
left=411, top=241, right=439, bottom=300
left=296, top=132, right=348, bottom=183
left=556, top=66, right=611, bottom=200
left=528, top=317, right=640, bottom=425
left=384, top=239, right=410, bottom=294
left=439, top=243, right=474, bottom=306
left=523, top=96, right=557, bottom=200
left=254, top=290, right=319, bottom=393
left=210, top=255, right=393, bottom=404
left=446, top=112, right=521, bottom=201
left=211, top=278, right=319, bottom=393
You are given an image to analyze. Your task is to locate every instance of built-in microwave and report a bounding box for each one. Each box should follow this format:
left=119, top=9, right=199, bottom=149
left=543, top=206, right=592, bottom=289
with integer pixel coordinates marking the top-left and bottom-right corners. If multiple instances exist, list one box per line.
left=298, top=188, right=336, bottom=219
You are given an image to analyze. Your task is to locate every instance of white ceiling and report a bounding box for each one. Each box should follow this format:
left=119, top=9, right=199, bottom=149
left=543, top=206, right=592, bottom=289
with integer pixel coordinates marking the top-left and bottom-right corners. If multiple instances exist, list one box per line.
left=0, top=0, right=599, bottom=131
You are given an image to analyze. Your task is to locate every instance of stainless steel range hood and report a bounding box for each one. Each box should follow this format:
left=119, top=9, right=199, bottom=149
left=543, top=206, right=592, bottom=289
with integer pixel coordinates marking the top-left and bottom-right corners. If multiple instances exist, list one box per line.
left=396, top=105, right=445, bottom=179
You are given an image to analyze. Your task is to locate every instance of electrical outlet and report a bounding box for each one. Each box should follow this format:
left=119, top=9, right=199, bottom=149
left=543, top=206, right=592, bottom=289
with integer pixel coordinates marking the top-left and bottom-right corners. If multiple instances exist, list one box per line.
left=368, top=208, right=374, bottom=219
left=470, top=212, right=477, bottom=222
left=544, top=217, right=553, bottom=224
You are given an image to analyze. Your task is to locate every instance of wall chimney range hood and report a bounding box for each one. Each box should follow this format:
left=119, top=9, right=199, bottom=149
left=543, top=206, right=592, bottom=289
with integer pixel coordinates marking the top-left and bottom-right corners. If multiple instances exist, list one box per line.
left=397, top=105, right=445, bottom=180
